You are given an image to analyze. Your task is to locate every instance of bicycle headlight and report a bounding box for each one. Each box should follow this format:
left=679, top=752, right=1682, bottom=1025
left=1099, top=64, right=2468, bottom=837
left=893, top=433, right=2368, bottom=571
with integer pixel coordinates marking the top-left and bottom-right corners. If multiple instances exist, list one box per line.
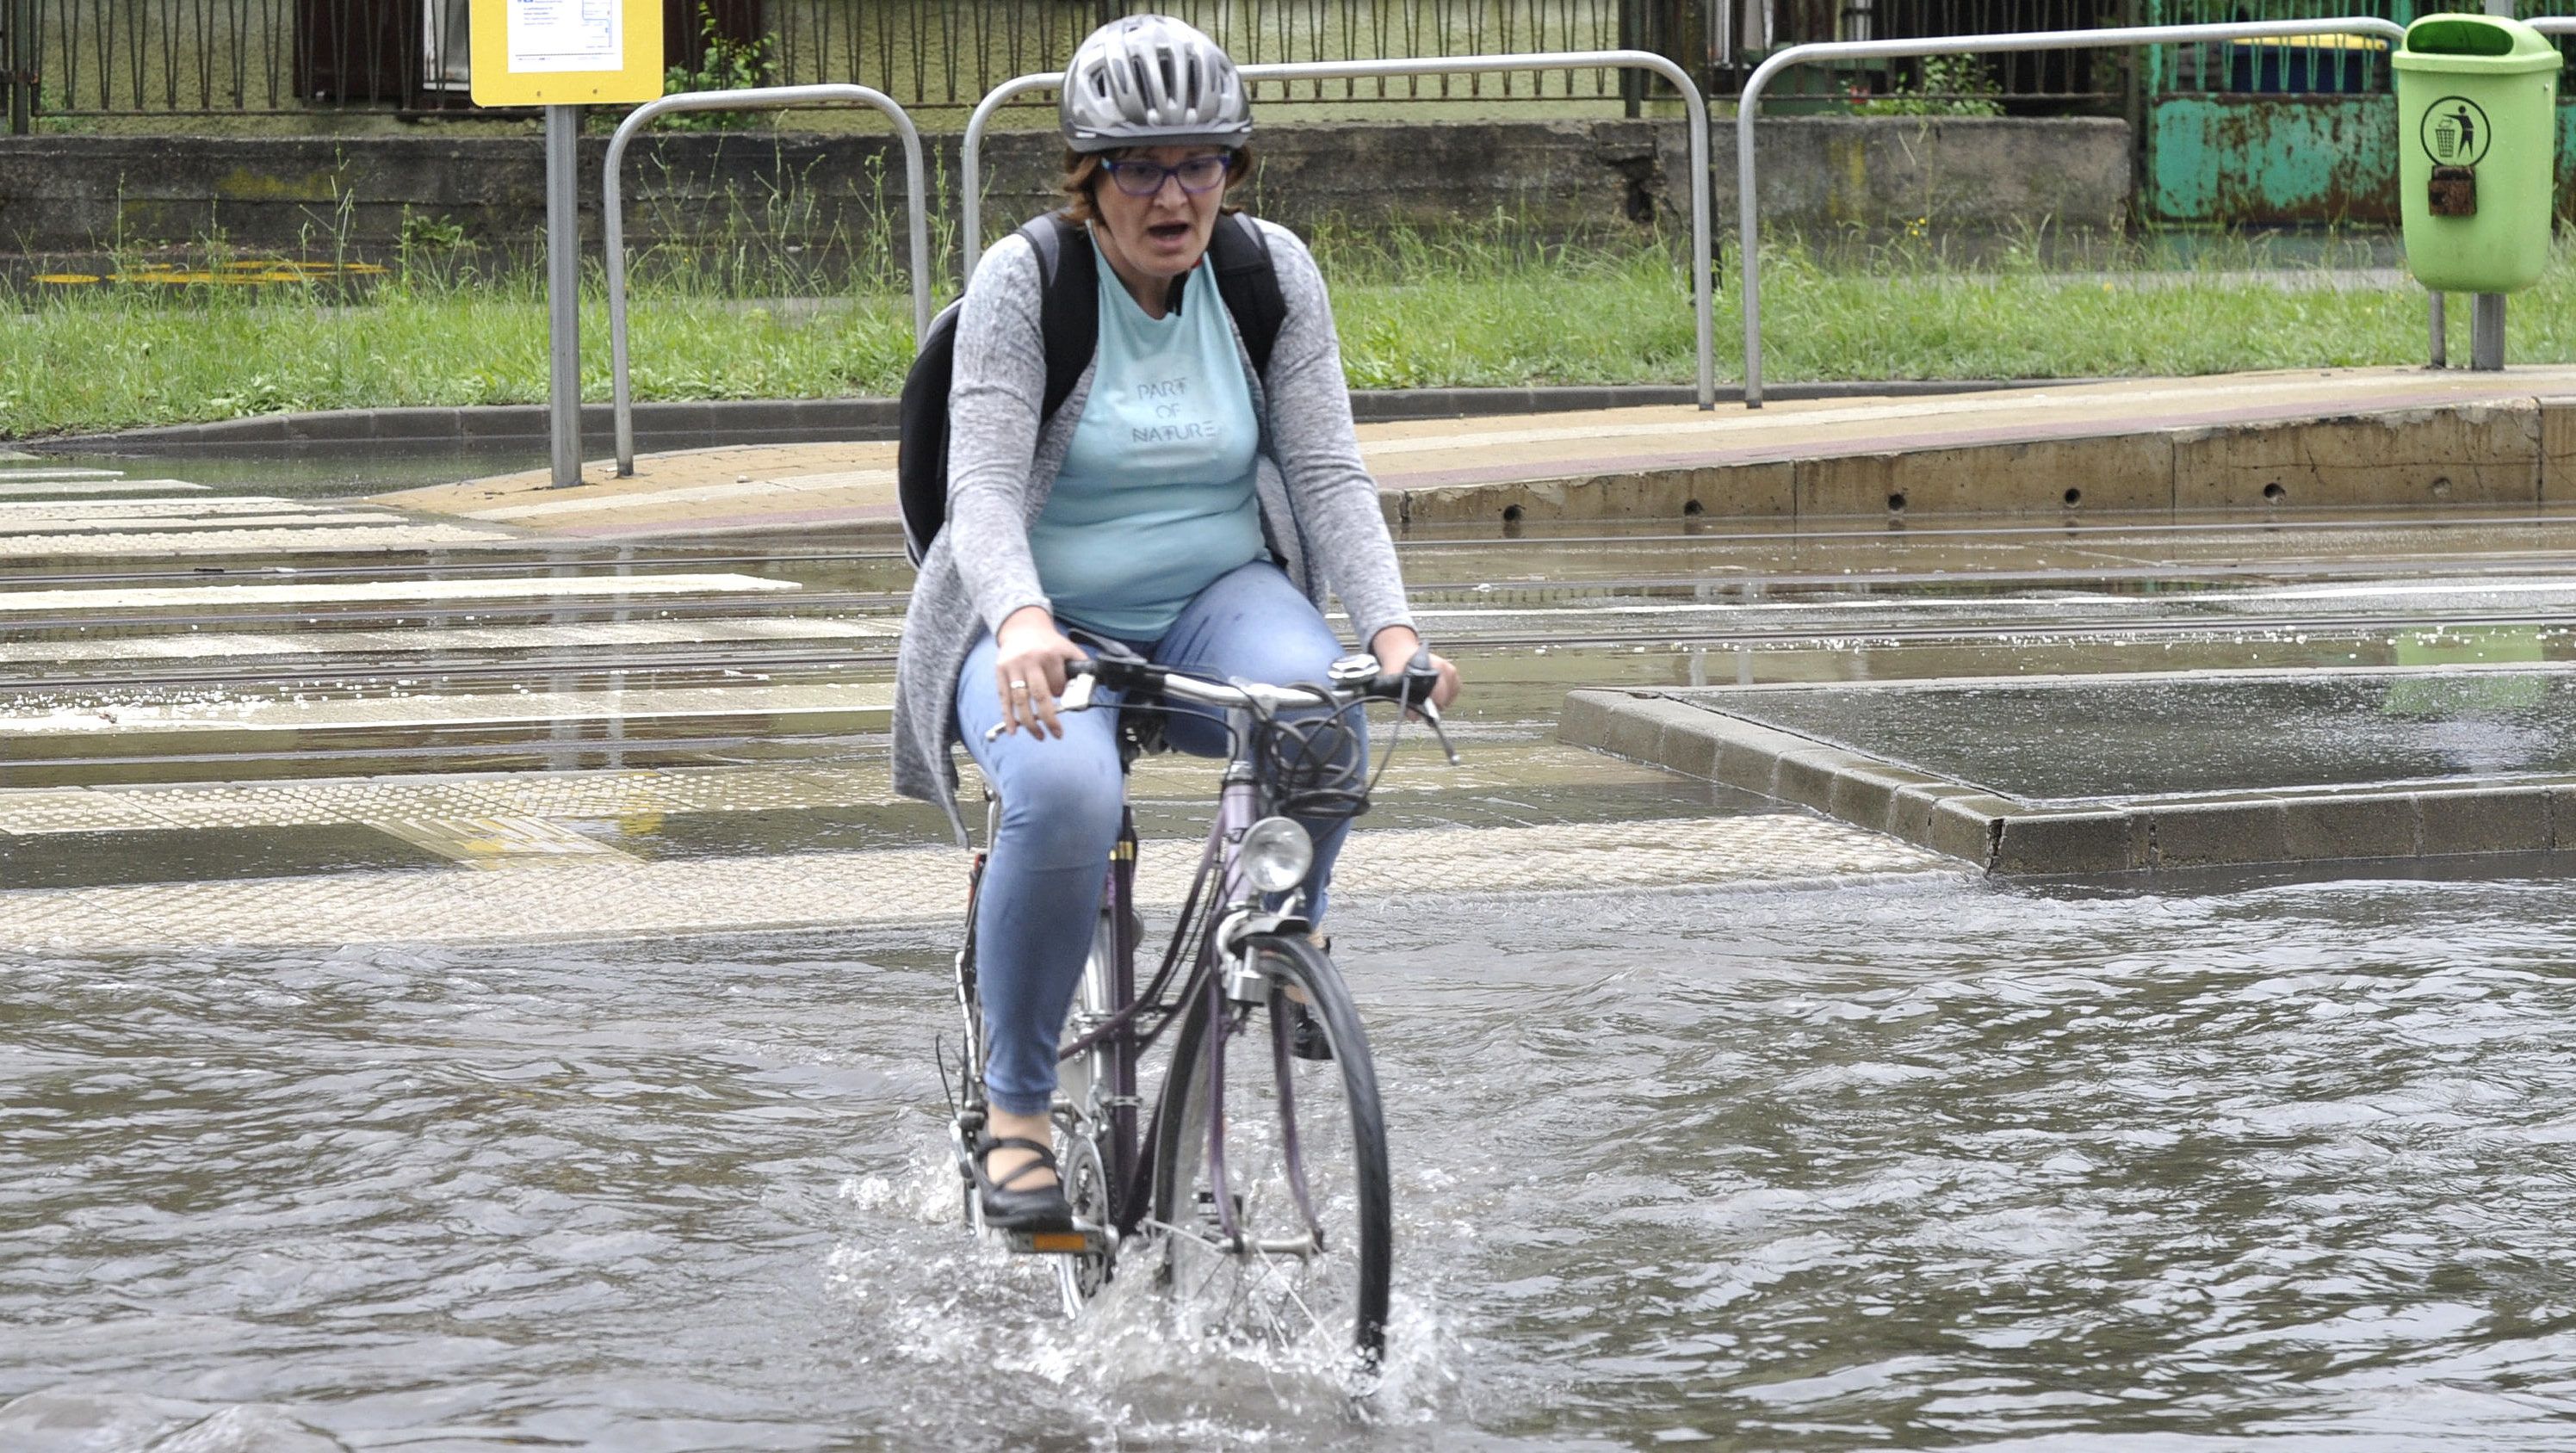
left=1239, top=816, right=1314, bottom=894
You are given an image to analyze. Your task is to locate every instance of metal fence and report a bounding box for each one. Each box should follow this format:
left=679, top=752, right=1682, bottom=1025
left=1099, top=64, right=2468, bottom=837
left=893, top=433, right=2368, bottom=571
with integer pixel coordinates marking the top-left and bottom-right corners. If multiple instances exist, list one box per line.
left=4, top=0, right=2158, bottom=123
left=768, top=0, right=1644, bottom=108
left=1724, top=0, right=2121, bottom=104
left=23, top=0, right=2573, bottom=125
left=10, top=0, right=1663, bottom=118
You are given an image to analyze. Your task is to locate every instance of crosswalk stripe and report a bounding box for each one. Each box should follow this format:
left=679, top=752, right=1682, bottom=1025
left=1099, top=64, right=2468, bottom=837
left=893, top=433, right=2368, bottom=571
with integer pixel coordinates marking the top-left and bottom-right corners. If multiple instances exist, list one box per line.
left=0, top=480, right=205, bottom=498
left=0, top=495, right=311, bottom=515
left=0, top=525, right=523, bottom=557
left=0, top=616, right=895, bottom=666
left=8, top=512, right=406, bottom=535
left=4, top=681, right=894, bottom=736
left=0, top=572, right=801, bottom=614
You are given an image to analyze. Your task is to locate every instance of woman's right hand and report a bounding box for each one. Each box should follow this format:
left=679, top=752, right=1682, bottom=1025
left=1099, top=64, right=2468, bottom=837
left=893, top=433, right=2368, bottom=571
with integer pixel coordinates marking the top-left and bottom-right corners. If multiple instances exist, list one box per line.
left=993, top=606, right=1087, bottom=739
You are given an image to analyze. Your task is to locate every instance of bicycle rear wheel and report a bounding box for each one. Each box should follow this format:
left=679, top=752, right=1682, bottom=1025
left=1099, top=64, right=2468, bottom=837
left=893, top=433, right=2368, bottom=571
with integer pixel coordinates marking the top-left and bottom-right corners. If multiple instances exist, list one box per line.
left=1149, top=932, right=1393, bottom=1380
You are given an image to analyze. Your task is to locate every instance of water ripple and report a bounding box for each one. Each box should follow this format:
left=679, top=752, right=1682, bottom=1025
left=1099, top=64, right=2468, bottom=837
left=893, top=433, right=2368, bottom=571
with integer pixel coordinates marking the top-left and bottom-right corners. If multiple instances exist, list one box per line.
left=3, top=875, right=2575, bottom=1447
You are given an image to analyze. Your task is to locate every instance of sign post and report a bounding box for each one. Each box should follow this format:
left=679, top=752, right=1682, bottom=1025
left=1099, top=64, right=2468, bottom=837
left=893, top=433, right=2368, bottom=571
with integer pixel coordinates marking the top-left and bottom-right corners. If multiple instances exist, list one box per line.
left=471, top=0, right=662, bottom=487
left=7, top=0, right=34, bottom=136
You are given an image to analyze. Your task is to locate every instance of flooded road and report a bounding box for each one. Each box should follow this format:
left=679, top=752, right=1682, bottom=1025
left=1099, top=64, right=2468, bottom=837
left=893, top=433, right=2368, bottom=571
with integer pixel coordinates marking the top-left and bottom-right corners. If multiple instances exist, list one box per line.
left=8, top=872, right=2575, bottom=1450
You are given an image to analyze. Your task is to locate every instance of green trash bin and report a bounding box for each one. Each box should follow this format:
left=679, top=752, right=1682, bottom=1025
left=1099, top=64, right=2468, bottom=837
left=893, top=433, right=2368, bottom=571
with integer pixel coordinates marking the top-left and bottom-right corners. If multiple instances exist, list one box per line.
left=2394, top=13, right=2561, bottom=294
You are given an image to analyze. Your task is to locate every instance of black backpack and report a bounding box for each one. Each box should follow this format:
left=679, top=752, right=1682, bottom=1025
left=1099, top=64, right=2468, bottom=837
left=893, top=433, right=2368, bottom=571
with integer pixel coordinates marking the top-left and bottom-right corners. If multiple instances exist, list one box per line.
left=895, top=210, right=1288, bottom=566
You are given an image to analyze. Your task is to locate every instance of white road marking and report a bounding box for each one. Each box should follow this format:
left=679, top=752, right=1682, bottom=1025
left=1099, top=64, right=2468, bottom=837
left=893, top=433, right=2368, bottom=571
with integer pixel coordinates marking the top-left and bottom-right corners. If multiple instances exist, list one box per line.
left=0, top=616, right=894, bottom=666
left=0, top=572, right=801, bottom=614
left=0, top=525, right=523, bottom=557
left=0, top=480, right=205, bottom=498
left=6, top=512, right=406, bottom=535
left=3, top=682, right=893, bottom=735
left=0, top=495, right=308, bottom=515
left=2230, top=578, right=2576, bottom=603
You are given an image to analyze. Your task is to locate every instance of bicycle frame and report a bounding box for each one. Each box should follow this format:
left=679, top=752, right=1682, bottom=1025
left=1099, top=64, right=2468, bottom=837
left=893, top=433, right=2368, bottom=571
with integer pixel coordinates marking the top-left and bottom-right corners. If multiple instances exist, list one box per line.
left=953, top=699, right=1326, bottom=1258
left=950, top=653, right=1447, bottom=1304
left=1081, top=699, right=1299, bottom=1246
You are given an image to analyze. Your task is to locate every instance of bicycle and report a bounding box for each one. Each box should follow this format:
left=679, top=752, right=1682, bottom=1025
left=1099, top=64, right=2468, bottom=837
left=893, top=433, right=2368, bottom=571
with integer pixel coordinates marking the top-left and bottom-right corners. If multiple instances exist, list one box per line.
left=939, top=644, right=1454, bottom=1378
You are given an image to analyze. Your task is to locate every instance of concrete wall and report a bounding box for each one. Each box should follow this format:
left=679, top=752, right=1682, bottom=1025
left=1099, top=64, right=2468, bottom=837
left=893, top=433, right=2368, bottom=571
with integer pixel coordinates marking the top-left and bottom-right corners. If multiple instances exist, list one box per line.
left=0, top=117, right=2131, bottom=263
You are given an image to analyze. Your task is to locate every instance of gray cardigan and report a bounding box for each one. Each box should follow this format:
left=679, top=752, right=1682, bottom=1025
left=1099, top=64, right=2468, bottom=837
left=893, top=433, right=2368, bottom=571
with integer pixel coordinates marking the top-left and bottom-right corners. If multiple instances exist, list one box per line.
left=890, top=216, right=1416, bottom=842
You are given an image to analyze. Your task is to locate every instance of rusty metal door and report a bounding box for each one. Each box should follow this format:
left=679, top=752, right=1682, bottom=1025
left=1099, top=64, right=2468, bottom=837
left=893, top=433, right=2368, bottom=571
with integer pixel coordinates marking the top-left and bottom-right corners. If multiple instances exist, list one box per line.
left=2142, top=0, right=2576, bottom=224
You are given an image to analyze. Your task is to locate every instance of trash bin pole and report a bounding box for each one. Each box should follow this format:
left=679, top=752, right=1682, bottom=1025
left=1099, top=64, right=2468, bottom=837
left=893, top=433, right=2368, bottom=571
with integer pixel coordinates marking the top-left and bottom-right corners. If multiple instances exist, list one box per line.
left=2473, top=0, right=2510, bottom=368
left=2472, top=294, right=2507, bottom=371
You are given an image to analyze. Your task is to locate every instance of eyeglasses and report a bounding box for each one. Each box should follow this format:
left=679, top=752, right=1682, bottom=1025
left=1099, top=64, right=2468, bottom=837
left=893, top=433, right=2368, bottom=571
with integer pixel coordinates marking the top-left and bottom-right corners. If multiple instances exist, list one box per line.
left=1098, top=152, right=1234, bottom=198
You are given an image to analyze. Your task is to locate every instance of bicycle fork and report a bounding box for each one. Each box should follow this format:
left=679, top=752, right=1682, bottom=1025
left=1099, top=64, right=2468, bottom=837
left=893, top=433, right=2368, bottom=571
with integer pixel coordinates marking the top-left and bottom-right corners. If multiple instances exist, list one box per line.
left=1192, top=742, right=1326, bottom=1259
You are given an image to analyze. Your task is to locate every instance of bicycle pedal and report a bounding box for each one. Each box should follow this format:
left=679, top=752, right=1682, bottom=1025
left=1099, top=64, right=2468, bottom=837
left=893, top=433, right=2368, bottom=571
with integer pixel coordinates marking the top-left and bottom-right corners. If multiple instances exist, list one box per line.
left=1002, top=1221, right=1114, bottom=1258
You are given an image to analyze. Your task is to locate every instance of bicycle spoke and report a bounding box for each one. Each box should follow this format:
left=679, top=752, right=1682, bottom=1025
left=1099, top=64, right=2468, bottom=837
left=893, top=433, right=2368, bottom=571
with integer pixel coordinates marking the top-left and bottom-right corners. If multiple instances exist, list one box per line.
left=1150, top=935, right=1390, bottom=1376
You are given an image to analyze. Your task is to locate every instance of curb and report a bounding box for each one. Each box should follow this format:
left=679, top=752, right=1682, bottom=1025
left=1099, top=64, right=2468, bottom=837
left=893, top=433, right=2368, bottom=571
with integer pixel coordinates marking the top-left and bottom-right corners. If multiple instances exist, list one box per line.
left=1559, top=684, right=2576, bottom=876
left=26, top=380, right=2081, bottom=455
left=1390, top=389, right=2576, bottom=526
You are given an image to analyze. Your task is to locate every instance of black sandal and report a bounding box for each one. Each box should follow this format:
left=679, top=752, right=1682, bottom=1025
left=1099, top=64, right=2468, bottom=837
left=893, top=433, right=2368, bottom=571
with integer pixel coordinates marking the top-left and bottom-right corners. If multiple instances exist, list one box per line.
left=1286, top=999, right=1334, bottom=1062
left=972, top=1135, right=1074, bottom=1232
left=1287, top=939, right=1334, bottom=1062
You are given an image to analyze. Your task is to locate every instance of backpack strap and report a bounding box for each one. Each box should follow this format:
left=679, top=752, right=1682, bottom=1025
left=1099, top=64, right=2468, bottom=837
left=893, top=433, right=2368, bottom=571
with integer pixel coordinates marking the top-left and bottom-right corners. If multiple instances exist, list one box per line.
left=1019, top=213, right=1099, bottom=421
left=1209, top=212, right=1287, bottom=379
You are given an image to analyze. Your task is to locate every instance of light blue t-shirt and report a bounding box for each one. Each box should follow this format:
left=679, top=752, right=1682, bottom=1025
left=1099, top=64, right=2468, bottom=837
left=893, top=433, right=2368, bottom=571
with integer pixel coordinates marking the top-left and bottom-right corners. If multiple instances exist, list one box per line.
left=1027, top=238, right=1265, bottom=642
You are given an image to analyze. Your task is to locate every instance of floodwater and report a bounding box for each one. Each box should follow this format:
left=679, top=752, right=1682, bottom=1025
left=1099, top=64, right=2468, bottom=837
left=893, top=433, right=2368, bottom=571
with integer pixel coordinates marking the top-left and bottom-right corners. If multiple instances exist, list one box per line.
left=7, top=872, right=2576, bottom=1450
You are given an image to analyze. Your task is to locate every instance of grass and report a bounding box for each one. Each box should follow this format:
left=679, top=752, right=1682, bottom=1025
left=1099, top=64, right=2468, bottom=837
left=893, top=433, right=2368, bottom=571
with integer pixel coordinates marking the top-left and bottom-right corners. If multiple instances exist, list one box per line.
left=6, top=226, right=2573, bottom=440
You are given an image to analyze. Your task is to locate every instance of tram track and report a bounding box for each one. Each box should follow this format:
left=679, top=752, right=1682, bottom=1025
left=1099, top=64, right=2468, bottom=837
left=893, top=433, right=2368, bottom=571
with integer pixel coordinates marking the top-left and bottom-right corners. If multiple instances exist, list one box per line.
left=7, top=508, right=2576, bottom=588
left=14, top=554, right=2576, bottom=637
left=9, top=607, right=2567, bottom=696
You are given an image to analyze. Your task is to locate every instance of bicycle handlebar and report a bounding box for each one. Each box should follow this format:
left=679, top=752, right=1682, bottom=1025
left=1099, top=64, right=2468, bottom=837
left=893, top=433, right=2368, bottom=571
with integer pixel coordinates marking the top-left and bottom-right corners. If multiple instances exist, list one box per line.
left=1065, top=652, right=1442, bottom=719
left=981, top=650, right=1452, bottom=754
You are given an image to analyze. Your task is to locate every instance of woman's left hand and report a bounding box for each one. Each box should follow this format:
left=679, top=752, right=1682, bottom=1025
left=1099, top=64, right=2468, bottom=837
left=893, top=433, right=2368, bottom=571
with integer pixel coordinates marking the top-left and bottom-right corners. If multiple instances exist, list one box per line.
left=1369, top=627, right=1460, bottom=711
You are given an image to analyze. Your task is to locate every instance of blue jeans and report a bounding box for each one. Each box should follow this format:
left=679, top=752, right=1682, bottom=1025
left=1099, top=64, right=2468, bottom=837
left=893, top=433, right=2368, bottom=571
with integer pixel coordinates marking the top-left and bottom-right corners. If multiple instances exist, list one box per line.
left=957, top=561, right=1359, bottom=1116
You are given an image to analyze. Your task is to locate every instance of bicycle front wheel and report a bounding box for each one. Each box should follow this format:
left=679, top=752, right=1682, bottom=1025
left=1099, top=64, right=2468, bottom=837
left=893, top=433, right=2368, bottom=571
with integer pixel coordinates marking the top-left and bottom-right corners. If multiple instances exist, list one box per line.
left=1149, top=932, right=1393, bottom=1379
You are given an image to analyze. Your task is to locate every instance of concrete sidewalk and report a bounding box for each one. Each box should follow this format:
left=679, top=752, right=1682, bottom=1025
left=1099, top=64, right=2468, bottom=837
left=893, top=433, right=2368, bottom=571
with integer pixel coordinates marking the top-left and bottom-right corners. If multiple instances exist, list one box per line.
left=376, top=365, right=2576, bottom=539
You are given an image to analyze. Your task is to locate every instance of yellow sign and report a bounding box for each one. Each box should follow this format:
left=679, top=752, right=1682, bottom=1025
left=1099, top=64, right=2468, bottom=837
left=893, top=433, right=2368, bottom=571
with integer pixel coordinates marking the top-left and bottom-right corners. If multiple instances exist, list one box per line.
left=469, top=0, right=664, bottom=107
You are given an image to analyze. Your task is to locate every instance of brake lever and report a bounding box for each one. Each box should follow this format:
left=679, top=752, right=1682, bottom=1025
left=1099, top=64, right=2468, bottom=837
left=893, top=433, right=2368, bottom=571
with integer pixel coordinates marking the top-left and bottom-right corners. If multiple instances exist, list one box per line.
left=1396, top=645, right=1460, bottom=766
left=981, top=671, right=1100, bottom=743
left=1415, top=699, right=1461, bottom=766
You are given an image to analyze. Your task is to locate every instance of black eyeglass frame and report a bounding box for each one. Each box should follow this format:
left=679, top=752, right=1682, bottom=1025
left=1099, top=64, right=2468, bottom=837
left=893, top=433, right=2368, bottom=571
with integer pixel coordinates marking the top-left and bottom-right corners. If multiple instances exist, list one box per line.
left=1095, top=151, right=1237, bottom=198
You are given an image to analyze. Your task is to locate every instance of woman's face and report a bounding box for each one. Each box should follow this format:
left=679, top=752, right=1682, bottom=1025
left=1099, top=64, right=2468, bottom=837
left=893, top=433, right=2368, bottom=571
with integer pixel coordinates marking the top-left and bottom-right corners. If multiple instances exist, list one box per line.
left=1087, top=145, right=1229, bottom=287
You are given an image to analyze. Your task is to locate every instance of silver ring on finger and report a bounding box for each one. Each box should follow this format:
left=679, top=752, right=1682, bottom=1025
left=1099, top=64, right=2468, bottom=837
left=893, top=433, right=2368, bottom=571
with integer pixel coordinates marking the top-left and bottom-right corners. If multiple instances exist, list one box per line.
left=1009, top=679, right=1029, bottom=692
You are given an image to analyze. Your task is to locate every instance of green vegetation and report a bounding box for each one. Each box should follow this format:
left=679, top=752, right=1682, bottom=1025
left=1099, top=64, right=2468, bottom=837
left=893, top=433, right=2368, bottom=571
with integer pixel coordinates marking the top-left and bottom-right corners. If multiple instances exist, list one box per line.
left=1851, top=56, right=2007, bottom=118
left=643, top=4, right=783, bottom=133
left=6, top=228, right=2572, bottom=440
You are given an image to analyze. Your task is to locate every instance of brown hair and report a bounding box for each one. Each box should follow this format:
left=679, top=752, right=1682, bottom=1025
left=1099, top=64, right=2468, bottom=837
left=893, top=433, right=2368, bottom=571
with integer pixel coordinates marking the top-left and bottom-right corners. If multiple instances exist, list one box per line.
left=1059, top=145, right=1255, bottom=224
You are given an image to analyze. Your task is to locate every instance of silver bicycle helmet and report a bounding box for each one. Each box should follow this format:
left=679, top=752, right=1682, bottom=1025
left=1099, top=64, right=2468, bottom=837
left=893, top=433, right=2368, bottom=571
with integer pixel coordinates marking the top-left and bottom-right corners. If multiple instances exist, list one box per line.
left=1060, top=15, right=1253, bottom=154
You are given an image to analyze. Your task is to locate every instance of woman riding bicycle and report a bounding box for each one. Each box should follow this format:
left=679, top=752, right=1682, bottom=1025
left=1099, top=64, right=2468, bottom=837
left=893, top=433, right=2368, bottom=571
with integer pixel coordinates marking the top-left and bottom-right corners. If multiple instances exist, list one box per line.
left=889, top=14, right=1460, bottom=1233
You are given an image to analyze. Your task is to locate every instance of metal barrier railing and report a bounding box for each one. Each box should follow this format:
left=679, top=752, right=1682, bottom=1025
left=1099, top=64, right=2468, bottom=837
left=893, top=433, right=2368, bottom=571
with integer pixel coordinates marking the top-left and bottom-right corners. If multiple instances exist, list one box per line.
left=604, top=84, right=932, bottom=477
left=959, top=51, right=1718, bottom=411
left=1736, top=17, right=2410, bottom=408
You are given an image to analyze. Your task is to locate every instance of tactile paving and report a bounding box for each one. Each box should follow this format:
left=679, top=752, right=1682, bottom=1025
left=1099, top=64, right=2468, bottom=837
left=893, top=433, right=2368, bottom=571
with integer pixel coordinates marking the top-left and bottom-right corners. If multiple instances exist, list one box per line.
left=0, top=814, right=1952, bottom=952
